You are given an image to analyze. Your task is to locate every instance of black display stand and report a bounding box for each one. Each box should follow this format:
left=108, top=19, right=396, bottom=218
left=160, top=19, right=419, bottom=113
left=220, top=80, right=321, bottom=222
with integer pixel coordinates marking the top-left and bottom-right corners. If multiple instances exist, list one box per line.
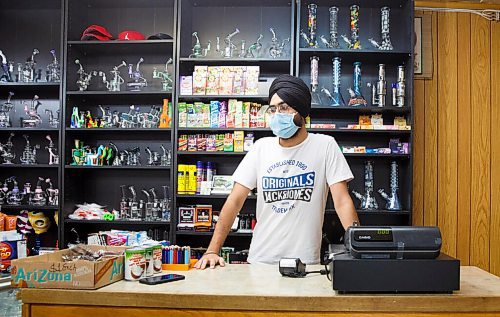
left=0, top=0, right=63, bottom=251
left=296, top=0, right=414, bottom=247
left=0, top=0, right=414, bottom=252
left=61, top=0, right=176, bottom=246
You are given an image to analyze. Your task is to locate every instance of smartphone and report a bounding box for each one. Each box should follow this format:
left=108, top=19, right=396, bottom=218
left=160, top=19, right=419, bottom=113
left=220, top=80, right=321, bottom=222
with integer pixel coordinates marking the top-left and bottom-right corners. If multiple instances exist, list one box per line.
left=139, top=274, right=185, bottom=285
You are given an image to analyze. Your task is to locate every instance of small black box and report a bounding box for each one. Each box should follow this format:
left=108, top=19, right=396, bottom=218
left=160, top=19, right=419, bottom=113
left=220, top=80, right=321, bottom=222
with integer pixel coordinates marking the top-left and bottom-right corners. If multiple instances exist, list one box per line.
left=331, top=253, right=460, bottom=293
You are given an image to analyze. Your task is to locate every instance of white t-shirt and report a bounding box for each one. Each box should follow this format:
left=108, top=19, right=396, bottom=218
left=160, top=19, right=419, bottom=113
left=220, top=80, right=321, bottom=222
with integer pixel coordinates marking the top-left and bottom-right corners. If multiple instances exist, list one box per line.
left=232, top=133, right=354, bottom=264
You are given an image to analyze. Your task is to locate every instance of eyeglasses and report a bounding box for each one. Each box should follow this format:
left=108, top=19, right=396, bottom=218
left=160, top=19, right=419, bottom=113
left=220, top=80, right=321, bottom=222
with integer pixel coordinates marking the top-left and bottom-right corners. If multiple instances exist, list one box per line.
left=266, top=103, right=293, bottom=114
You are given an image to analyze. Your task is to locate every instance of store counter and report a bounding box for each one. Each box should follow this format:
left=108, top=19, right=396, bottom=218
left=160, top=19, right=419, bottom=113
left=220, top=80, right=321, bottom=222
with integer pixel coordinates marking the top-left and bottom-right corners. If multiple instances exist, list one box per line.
left=19, top=264, right=500, bottom=317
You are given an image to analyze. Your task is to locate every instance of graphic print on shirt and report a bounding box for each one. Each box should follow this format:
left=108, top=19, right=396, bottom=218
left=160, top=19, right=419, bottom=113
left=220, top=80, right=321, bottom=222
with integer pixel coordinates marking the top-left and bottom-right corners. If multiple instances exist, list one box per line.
left=262, top=159, right=315, bottom=214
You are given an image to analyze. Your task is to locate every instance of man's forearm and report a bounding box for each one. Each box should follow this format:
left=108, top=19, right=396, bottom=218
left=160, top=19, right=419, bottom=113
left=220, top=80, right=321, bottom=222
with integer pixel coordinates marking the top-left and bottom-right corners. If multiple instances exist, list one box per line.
left=336, top=198, right=359, bottom=229
left=206, top=198, right=242, bottom=253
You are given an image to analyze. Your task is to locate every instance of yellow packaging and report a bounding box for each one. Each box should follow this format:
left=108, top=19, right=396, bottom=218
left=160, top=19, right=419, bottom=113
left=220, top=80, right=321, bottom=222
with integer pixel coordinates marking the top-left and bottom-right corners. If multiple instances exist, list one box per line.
left=188, top=164, right=197, bottom=195
left=394, top=116, right=407, bottom=127
left=177, top=165, right=187, bottom=194
left=234, top=131, right=244, bottom=152
left=359, top=115, right=371, bottom=126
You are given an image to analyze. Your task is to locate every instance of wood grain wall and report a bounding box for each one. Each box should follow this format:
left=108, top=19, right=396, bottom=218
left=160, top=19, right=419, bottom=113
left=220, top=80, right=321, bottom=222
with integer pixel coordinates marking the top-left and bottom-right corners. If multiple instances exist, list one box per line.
left=412, top=11, right=500, bottom=276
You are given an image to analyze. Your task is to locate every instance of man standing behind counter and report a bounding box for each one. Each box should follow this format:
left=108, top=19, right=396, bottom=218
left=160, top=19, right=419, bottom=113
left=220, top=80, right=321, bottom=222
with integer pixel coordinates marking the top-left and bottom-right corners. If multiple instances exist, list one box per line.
left=195, top=75, right=359, bottom=269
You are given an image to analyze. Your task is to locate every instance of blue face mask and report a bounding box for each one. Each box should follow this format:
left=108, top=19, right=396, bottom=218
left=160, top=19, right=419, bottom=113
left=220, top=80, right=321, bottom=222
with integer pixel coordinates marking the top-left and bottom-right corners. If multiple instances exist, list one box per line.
left=269, top=113, right=299, bottom=139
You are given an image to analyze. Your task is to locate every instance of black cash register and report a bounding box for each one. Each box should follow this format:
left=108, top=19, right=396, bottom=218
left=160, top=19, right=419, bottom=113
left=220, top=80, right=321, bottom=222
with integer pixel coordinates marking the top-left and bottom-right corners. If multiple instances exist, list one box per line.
left=330, top=226, right=460, bottom=293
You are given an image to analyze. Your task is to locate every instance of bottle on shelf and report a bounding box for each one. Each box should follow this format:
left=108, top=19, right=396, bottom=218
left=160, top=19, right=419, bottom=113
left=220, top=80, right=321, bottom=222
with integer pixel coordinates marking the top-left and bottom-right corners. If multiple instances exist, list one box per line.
left=159, top=98, right=172, bottom=128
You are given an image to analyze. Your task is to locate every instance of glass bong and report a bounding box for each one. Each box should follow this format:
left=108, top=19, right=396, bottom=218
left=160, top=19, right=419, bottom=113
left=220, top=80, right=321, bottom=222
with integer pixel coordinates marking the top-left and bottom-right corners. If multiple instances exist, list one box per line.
left=188, top=32, right=211, bottom=58
left=0, top=91, right=14, bottom=128
left=20, top=95, right=43, bottom=127
left=216, top=28, right=240, bottom=58
left=127, top=58, right=148, bottom=91
left=152, top=58, right=174, bottom=92
left=99, top=61, right=127, bottom=92
left=0, top=133, right=16, bottom=164
left=269, top=28, right=290, bottom=58
left=46, top=49, right=61, bottom=82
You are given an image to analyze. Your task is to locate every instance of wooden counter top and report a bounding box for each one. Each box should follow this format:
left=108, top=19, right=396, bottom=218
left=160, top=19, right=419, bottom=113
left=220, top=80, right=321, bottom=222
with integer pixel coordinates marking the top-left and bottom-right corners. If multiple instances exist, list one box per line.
left=19, top=265, right=500, bottom=313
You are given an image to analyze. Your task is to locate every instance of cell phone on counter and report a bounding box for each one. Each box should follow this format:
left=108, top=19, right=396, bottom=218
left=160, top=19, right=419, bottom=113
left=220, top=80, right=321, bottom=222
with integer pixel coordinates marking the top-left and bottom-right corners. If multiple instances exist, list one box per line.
left=139, top=274, right=185, bottom=285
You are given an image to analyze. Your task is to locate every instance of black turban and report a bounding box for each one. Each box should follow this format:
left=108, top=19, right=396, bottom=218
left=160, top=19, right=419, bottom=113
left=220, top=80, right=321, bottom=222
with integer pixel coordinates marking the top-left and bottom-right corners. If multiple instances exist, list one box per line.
left=269, top=74, right=311, bottom=118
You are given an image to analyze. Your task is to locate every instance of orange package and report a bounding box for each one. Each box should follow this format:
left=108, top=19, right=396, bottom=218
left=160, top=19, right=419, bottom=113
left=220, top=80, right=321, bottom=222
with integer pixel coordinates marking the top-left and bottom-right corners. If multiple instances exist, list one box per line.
left=5, top=216, right=17, bottom=231
left=0, top=213, right=5, bottom=231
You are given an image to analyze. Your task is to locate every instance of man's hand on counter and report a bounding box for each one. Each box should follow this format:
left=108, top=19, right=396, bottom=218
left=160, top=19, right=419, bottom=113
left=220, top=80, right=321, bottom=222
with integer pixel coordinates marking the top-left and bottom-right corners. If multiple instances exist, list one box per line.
left=194, top=253, right=226, bottom=270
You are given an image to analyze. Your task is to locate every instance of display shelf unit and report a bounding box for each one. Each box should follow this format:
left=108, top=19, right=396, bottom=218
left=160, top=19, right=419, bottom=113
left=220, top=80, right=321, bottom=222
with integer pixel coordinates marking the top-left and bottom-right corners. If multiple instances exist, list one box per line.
left=0, top=0, right=63, bottom=253
left=296, top=0, right=414, bottom=243
left=173, top=0, right=295, bottom=248
left=2, top=0, right=414, bottom=255
left=65, top=165, right=171, bottom=170
left=0, top=164, right=58, bottom=169
left=65, top=219, right=171, bottom=225
left=0, top=205, right=59, bottom=211
left=0, top=128, right=59, bottom=132
left=176, top=194, right=257, bottom=200
left=66, top=128, right=171, bottom=132
left=66, top=91, right=173, bottom=96
left=176, top=231, right=252, bottom=237
left=60, top=0, right=177, bottom=246
left=178, top=95, right=268, bottom=100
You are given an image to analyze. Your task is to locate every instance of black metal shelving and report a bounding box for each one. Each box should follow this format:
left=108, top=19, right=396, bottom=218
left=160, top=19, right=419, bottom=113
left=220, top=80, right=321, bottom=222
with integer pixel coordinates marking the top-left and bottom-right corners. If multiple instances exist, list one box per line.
left=65, top=165, right=171, bottom=170
left=176, top=231, right=252, bottom=237
left=60, top=0, right=177, bottom=246
left=0, top=164, right=58, bottom=168
left=0, top=205, right=59, bottom=211
left=296, top=0, right=414, bottom=236
left=0, top=0, right=63, bottom=253
left=64, top=219, right=171, bottom=225
left=3, top=0, right=414, bottom=251
left=173, top=0, right=296, bottom=248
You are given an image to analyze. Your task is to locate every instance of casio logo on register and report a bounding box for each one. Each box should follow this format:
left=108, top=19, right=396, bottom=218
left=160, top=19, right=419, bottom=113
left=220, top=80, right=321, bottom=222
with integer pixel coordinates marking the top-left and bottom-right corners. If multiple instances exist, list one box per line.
left=262, top=172, right=316, bottom=203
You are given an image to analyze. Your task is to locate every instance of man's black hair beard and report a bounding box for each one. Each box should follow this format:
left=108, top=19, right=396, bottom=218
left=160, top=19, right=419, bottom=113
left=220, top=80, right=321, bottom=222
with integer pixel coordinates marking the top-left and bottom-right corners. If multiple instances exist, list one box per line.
left=281, top=114, right=304, bottom=140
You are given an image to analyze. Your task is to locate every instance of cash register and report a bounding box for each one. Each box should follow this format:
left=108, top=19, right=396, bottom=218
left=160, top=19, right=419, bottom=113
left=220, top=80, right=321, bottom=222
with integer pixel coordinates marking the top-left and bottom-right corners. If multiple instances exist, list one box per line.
left=330, top=226, right=460, bottom=293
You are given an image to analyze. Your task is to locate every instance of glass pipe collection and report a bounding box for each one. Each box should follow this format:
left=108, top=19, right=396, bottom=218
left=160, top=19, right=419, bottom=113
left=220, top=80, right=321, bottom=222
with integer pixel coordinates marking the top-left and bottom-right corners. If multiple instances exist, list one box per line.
left=0, top=48, right=61, bottom=83
left=310, top=58, right=406, bottom=108
left=189, top=27, right=289, bottom=59
left=301, top=4, right=394, bottom=51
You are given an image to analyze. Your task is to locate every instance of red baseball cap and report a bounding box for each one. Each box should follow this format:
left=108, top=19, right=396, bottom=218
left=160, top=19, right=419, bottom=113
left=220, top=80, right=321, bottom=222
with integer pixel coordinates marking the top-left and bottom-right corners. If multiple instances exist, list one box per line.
left=118, top=30, right=146, bottom=41
left=81, top=25, right=113, bottom=41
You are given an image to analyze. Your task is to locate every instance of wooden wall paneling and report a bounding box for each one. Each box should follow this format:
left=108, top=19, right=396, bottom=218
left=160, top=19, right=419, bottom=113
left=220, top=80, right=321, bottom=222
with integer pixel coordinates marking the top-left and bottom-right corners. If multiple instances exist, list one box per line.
left=423, top=11, right=439, bottom=226
left=470, top=15, right=491, bottom=271
left=490, top=20, right=500, bottom=277
left=436, top=11, right=458, bottom=257
left=456, top=12, right=472, bottom=265
left=413, top=78, right=425, bottom=226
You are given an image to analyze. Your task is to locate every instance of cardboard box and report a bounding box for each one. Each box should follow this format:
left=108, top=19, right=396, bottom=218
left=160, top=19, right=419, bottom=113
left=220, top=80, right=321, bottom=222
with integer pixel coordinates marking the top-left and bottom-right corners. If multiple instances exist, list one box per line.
left=244, top=66, right=260, bottom=95
left=11, top=245, right=127, bottom=289
left=193, top=66, right=208, bottom=95
left=206, top=66, right=220, bottom=95
left=180, top=76, right=193, bottom=95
